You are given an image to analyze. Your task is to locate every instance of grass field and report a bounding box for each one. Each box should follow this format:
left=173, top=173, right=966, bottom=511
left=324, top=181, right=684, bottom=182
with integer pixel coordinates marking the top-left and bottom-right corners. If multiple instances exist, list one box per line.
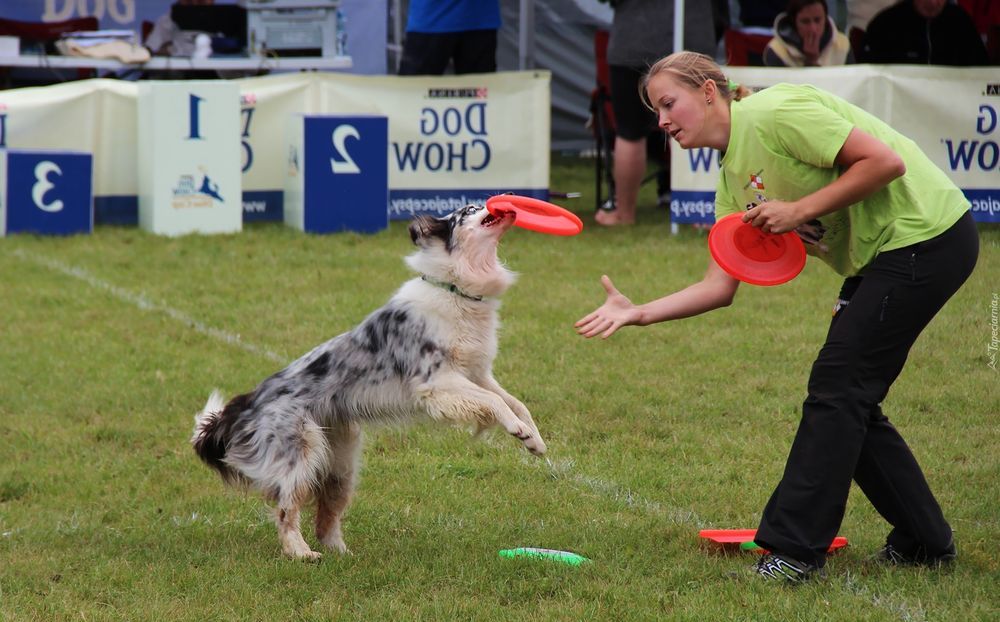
left=1, top=155, right=998, bottom=621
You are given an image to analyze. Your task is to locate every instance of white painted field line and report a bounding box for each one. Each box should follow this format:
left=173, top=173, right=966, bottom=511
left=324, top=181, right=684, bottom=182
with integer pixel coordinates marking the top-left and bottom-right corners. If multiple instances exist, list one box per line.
left=12, top=249, right=289, bottom=365
left=539, top=454, right=708, bottom=528
left=479, top=434, right=708, bottom=529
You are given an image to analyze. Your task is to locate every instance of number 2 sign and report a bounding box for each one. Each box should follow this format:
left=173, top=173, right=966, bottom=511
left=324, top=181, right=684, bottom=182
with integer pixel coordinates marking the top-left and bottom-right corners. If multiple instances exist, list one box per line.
left=285, top=115, right=388, bottom=234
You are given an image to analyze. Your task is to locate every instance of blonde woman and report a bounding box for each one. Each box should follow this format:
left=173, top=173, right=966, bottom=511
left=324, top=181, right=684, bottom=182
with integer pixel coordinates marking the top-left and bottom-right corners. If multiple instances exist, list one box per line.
left=576, top=51, right=977, bottom=582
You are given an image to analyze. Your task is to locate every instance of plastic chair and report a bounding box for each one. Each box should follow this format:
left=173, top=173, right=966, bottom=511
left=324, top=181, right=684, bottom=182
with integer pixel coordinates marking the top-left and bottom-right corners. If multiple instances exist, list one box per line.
left=723, top=28, right=773, bottom=66
left=587, top=30, right=616, bottom=211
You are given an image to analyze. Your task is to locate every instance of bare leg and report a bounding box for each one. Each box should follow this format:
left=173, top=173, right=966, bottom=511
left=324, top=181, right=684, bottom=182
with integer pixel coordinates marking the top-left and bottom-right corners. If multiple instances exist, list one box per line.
left=596, top=136, right=645, bottom=226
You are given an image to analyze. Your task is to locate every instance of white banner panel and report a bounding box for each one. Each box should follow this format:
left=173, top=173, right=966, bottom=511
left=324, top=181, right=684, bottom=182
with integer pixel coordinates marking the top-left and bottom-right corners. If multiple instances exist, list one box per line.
left=880, top=66, right=1000, bottom=223
left=137, top=81, right=242, bottom=236
left=235, top=73, right=317, bottom=222
left=669, top=65, right=1000, bottom=224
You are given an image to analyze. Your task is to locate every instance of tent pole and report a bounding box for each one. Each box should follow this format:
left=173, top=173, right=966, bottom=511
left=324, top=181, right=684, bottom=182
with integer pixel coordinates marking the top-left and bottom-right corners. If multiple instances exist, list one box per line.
left=671, top=0, right=684, bottom=234
left=519, top=0, right=535, bottom=70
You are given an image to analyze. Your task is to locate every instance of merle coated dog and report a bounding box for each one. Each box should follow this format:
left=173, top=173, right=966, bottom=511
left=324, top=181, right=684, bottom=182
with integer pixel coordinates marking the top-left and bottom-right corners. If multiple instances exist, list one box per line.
left=191, top=204, right=546, bottom=559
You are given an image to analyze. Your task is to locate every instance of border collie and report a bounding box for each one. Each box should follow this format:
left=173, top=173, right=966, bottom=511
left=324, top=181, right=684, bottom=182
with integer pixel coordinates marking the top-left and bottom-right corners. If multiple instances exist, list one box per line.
left=191, top=204, right=546, bottom=559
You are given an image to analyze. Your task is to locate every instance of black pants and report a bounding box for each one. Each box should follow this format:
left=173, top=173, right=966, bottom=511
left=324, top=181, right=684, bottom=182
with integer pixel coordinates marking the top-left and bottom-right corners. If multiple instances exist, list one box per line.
left=398, top=30, right=497, bottom=75
left=754, top=211, right=979, bottom=567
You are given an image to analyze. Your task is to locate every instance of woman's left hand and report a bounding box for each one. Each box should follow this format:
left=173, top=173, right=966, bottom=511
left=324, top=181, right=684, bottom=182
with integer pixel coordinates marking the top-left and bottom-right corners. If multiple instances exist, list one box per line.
left=742, top=200, right=803, bottom=234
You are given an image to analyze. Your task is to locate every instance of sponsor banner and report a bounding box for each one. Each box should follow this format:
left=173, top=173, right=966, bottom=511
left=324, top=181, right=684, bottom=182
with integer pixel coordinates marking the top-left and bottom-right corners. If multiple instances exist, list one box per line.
left=669, top=65, right=1000, bottom=224
left=236, top=71, right=550, bottom=220
left=0, top=79, right=139, bottom=197
left=884, top=67, right=1000, bottom=199
left=965, top=188, right=1000, bottom=223
left=0, top=71, right=549, bottom=223
left=669, top=190, right=717, bottom=224
left=242, top=190, right=283, bottom=223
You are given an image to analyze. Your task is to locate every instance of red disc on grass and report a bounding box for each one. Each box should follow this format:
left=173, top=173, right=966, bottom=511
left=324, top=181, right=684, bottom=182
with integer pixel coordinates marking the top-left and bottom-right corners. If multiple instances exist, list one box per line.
left=698, top=529, right=848, bottom=553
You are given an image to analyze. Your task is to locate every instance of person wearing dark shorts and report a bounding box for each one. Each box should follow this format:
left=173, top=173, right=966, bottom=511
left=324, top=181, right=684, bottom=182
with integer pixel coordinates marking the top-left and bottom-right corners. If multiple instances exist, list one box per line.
left=398, top=0, right=500, bottom=75
left=598, top=0, right=715, bottom=226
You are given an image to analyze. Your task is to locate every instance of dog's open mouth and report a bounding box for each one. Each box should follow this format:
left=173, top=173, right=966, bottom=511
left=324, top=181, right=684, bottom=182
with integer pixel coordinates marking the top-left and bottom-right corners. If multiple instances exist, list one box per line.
left=482, top=209, right=513, bottom=228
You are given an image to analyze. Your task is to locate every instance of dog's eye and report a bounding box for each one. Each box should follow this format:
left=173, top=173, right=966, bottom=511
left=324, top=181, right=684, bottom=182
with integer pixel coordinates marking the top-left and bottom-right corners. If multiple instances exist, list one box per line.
left=463, top=205, right=480, bottom=216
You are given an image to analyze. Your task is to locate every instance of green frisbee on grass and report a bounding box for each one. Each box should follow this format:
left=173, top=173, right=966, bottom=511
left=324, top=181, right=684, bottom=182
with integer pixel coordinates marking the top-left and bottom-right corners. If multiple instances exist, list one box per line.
left=498, top=547, right=589, bottom=566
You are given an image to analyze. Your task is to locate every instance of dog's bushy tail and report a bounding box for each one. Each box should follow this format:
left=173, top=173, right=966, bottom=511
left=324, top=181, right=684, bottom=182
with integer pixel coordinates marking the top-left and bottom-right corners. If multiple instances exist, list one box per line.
left=191, top=390, right=251, bottom=488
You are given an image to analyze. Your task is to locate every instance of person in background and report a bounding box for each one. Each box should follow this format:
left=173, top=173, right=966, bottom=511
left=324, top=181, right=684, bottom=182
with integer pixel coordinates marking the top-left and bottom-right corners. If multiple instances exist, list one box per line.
left=596, top=0, right=715, bottom=227
left=845, top=0, right=897, bottom=36
left=397, top=0, right=500, bottom=75
left=862, top=0, right=988, bottom=65
left=844, top=0, right=897, bottom=59
left=577, top=50, right=977, bottom=582
left=765, top=0, right=855, bottom=66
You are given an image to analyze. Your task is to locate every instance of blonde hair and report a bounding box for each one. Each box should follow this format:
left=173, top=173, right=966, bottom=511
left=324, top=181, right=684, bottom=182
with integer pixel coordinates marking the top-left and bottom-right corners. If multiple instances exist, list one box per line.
left=640, top=51, right=751, bottom=110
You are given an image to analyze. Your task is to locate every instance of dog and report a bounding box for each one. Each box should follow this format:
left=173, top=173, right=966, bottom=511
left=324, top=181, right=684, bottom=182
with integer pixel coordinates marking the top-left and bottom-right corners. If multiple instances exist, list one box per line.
left=191, top=204, right=546, bottom=560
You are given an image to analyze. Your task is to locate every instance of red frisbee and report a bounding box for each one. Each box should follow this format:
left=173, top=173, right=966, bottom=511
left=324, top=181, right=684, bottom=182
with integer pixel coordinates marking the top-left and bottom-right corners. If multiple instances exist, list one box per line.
left=699, top=529, right=848, bottom=554
left=708, top=213, right=806, bottom=286
left=486, top=194, right=583, bottom=236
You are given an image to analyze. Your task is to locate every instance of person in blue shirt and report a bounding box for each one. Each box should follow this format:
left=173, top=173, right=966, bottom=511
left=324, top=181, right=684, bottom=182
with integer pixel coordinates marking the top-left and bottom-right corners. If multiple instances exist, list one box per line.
left=398, top=0, right=501, bottom=75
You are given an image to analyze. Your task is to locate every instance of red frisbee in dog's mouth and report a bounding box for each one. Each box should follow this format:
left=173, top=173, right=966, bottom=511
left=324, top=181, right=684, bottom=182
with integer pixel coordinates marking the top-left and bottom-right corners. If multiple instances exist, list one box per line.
left=708, top=213, right=806, bottom=286
left=486, top=194, right=583, bottom=236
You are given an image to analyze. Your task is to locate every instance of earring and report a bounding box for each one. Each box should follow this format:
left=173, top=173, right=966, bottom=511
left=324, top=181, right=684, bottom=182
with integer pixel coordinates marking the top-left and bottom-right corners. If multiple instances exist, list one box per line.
left=706, top=98, right=713, bottom=105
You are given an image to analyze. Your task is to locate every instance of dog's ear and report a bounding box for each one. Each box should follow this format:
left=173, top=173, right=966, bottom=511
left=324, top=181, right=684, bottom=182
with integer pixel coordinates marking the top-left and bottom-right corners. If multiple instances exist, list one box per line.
left=409, top=215, right=452, bottom=247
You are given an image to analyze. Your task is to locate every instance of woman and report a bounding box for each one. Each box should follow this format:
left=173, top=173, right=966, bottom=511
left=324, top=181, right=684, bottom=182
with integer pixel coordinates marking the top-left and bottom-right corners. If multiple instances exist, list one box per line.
left=764, top=0, right=854, bottom=67
left=576, top=51, right=977, bottom=582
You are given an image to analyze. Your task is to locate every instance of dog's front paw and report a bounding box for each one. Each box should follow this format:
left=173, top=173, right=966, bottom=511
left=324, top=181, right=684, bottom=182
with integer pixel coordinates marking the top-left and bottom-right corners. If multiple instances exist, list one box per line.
left=511, top=425, right=546, bottom=456
left=523, top=433, right=547, bottom=456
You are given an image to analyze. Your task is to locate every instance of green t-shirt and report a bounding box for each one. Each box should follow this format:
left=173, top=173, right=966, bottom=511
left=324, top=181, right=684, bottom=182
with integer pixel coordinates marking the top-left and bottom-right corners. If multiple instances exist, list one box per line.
left=715, top=83, right=969, bottom=276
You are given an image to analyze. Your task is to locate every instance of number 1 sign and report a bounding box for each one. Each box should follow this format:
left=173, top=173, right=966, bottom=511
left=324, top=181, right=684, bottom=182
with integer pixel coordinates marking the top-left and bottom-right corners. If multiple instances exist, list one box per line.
left=137, top=81, right=242, bottom=236
left=0, top=149, right=93, bottom=236
left=284, top=115, right=388, bottom=234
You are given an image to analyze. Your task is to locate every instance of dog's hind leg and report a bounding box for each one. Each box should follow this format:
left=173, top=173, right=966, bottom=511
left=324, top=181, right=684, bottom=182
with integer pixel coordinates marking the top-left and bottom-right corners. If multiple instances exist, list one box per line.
left=420, top=373, right=546, bottom=456
left=315, top=423, right=362, bottom=555
left=255, top=418, right=329, bottom=561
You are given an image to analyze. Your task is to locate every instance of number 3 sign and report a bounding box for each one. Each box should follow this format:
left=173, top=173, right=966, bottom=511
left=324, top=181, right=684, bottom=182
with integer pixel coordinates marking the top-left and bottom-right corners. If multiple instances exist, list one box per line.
left=0, top=149, right=93, bottom=236
left=284, top=115, right=388, bottom=234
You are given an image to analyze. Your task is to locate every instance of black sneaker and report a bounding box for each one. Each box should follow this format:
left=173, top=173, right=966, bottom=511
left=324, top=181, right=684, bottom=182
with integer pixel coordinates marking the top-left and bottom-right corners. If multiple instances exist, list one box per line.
left=754, top=553, right=823, bottom=583
left=876, top=540, right=956, bottom=567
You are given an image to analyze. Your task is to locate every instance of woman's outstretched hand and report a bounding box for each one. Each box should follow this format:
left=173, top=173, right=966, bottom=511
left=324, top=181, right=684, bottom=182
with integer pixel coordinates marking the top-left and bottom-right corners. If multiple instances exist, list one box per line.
left=575, top=275, right=641, bottom=339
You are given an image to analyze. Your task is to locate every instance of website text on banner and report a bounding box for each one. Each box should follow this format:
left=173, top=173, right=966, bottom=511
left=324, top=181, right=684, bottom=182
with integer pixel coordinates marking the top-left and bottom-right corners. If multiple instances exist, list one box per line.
left=669, top=66, right=1000, bottom=225
left=0, top=71, right=550, bottom=224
